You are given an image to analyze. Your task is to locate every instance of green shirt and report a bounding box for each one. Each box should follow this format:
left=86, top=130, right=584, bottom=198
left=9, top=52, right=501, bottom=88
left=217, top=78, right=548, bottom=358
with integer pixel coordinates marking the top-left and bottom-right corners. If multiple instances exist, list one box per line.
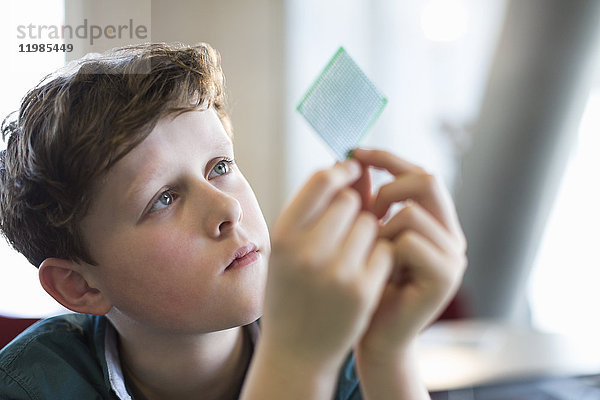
left=0, top=314, right=362, bottom=399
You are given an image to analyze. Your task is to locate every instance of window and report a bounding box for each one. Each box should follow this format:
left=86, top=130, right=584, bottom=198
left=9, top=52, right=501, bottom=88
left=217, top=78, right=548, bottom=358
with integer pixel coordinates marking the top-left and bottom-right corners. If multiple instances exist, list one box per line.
left=528, top=88, right=600, bottom=339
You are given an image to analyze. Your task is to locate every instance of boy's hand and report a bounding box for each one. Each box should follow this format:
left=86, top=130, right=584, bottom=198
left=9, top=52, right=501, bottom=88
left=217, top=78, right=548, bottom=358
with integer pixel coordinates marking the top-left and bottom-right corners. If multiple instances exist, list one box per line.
left=260, top=159, right=393, bottom=374
left=352, top=148, right=467, bottom=358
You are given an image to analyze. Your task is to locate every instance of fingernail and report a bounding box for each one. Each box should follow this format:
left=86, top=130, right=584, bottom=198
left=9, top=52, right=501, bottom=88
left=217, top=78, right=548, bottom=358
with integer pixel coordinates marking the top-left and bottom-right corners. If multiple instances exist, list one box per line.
left=345, top=158, right=361, bottom=174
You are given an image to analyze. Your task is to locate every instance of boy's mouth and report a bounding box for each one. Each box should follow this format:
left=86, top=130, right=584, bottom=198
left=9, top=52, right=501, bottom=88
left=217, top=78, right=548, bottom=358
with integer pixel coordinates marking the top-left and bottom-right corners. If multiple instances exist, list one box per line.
left=225, top=243, right=260, bottom=271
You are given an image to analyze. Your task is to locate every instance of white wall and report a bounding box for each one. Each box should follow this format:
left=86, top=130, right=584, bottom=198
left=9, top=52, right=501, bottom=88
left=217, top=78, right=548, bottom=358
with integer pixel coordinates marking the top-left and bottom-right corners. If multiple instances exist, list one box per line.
left=1, top=0, right=69, bottom=317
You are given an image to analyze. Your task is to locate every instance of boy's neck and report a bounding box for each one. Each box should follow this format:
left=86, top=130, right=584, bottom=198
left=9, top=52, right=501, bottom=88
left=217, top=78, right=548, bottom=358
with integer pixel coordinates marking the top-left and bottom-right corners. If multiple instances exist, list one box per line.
left=115, top=322, right=252, bottom=400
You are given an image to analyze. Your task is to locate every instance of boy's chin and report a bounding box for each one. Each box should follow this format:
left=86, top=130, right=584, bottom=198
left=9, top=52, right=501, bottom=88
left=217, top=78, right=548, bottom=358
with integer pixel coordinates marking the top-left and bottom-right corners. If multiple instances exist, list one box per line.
left=209, top=311, right=262, bottom=333
left=235, top=303, right=263, bottom=327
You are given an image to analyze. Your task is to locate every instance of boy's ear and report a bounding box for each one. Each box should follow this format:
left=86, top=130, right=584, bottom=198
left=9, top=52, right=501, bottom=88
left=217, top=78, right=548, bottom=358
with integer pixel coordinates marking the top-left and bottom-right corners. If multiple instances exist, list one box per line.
left=39, top=258, right=112, bottom=316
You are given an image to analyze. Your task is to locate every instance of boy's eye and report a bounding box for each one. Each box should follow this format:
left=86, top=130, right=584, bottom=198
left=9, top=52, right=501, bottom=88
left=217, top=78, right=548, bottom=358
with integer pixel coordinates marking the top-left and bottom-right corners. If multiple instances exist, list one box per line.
left=208, top=159, right=234, bottom=179
left=148, top=190, right=175, bottom=213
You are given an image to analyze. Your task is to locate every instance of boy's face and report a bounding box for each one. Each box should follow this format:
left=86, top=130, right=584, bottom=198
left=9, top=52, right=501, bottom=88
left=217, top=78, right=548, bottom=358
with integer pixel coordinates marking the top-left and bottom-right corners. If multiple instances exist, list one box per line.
left=79, top=108, right=270, bottom=334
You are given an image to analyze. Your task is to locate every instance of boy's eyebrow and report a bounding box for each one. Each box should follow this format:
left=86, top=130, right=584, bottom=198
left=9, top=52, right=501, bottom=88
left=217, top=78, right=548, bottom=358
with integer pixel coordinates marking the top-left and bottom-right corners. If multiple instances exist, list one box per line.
left=125, top=163, right=163, bottom=204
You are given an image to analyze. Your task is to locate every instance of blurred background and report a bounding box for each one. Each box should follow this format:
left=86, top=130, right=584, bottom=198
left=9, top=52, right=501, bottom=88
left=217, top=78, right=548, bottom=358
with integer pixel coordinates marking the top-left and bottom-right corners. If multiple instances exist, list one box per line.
left=2, top=0, right=600, bottom=392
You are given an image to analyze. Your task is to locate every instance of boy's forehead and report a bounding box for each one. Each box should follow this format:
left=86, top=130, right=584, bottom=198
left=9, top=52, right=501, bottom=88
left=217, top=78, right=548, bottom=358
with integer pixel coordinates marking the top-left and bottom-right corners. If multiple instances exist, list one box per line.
left=118, top=108, right=231, bottom=170
left=94, top=108, right=233, bottom=204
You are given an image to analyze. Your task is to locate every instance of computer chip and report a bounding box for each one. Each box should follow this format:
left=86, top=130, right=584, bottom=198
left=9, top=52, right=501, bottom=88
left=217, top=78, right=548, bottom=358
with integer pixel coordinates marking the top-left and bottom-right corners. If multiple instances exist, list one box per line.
left=297, top=47, right=387, bottom=160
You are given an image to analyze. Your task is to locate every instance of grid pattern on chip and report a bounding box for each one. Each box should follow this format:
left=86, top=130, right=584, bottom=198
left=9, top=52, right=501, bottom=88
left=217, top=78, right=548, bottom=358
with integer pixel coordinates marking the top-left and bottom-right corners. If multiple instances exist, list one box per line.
left=297, top=47, right=387, bottom=160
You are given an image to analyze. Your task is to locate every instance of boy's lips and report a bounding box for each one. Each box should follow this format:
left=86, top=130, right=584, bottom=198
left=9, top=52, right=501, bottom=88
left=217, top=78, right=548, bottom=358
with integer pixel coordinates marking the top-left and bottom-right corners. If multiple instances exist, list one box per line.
left=225, top=243, right=260, bottom=271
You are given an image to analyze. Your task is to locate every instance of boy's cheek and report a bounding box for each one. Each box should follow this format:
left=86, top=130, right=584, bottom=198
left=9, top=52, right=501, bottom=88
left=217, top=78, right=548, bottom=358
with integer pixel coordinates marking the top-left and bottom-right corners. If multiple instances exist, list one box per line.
left=98, top=234, right=214, bottom=307
left=119, top=228, right=209, bottom=271
left=235, top=186, right=271, bottom=243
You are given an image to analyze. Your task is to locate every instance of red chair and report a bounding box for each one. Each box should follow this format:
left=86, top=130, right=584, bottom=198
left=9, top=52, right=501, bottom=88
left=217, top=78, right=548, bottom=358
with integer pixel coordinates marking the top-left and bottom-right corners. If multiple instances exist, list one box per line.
left=438, top=290, right=472, bottom=320
left=0, top=316, right=40, bottom=349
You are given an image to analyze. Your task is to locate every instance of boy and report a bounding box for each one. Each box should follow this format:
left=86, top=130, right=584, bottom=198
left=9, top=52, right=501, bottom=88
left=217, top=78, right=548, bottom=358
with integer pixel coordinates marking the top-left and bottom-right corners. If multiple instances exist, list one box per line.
left=0, top=43, right=467, bottom=399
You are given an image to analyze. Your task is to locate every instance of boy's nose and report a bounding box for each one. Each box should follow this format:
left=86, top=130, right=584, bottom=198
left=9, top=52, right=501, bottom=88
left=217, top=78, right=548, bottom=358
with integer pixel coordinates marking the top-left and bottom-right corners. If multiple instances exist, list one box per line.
left=202, top=188, right=243, bottom=238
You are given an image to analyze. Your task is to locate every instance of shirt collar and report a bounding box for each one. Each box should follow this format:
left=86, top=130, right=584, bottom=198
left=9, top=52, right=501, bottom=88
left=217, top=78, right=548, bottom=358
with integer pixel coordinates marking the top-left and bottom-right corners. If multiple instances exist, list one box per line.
left=103, top=319, right=261, bottom=400
left=104, top=320, right=132, bottom=400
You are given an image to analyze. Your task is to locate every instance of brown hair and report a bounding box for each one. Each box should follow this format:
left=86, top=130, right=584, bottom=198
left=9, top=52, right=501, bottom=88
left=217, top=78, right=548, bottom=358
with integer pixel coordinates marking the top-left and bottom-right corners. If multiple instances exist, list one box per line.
left=0, top=42, right=231, bottom=267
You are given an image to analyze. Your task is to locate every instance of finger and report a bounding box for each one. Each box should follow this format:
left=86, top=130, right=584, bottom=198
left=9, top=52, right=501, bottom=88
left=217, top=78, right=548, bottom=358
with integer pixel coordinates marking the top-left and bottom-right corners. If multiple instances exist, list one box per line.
left=379, top=203, right=463, bottom=255
left=393, top=231, right=465, bottom=289
left=372, top=173, right=464, bottom=241
left=332, top=211, right=379, bottom=276
left=392, top=231, right=467, bottom=325
left=275, top=160, right=362, bottom=234
left=350, top=161, right=374, bottom=211
left=351, top=148, right=425, bottom=176
left=351, top=148, right=463, bottom=238
left=307, top=188, right=362, bottom=258
left=362, top=239, right=394, bottom=303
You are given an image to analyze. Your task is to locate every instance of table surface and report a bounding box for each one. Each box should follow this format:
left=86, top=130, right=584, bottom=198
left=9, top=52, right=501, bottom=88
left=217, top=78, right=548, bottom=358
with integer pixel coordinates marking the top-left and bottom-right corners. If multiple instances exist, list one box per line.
left=417, top=319, right=600, bottom=391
